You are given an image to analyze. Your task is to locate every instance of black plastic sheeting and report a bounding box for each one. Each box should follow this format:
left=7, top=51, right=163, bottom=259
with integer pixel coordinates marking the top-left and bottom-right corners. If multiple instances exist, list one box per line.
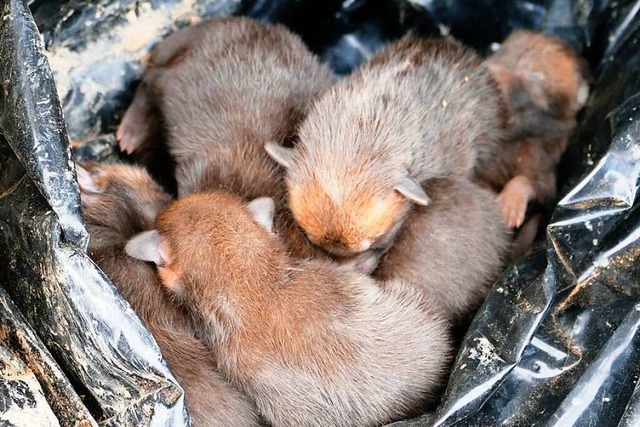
left=0, top=287, right=97, bottom=426
left=0, top=0, right=639, bottom=425
left=0, top=0, right=187, bottom=425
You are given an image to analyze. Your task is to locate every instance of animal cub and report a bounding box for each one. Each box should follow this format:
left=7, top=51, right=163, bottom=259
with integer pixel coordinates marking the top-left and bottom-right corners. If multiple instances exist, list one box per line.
left=126, top=192, right=451, bottom=427
left=266, top=37, right=505, bottom=257
left=375, top=178, right=510, bottom=325
left=78, top=163, right=261, bottom=427
left=479, top=30, right=590, bottom=228
left=117, top=16, right=334, bottom=259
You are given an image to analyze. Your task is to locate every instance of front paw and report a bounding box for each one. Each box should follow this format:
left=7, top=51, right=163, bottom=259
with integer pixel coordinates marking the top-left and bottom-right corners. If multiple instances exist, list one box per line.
left=497, top=187, right=528, bottom=228
left=116, top=87, right=155, bottom=155
left=116, top=108, right=150, bottom=155
left=497, top=175, right=535, bottom=229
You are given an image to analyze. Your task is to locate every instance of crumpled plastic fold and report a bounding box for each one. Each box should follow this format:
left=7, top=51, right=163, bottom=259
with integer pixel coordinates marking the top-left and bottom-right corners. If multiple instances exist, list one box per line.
left=0, top=0, right=187, bottom=424
left=1, top=0, right=640, bottom=425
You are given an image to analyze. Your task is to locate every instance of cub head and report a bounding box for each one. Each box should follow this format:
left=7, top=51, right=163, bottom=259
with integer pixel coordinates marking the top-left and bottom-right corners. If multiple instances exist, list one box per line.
left=265, top=143, right=429, bottom=257
left=125, top=193, right=278, bottom=296
left=76, top=162, right=171, bottom=233
left=488, top=30, right=590, bottom=124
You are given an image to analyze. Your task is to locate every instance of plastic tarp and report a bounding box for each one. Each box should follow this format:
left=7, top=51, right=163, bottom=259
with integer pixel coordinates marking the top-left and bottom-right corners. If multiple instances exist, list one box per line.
left=1, top=0, right=640, bottom=425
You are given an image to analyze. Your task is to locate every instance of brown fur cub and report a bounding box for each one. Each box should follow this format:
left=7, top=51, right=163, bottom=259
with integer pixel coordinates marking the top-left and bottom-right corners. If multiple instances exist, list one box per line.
left=126, top=192, right=451, bottom=427
left=116, top=17, right=335, bottom=259
left=77, top=163, right=261, bottom=427
left=266, top=37, right=505, bottom=257
left=374, top=178, right=510, bottom=324
left=479, top=30, right=590, bottom=228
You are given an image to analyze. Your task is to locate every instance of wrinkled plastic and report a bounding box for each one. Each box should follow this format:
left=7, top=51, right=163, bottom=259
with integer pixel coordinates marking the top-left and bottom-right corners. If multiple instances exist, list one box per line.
left=0, top=341, right=61, bottom=427
left=0, top=0, right=187, bottom=424
left=0, top=287, right=97, bottom=427
left=1, top=0, right=640, bottom=425
left=393, top=1, right=640, bottom=425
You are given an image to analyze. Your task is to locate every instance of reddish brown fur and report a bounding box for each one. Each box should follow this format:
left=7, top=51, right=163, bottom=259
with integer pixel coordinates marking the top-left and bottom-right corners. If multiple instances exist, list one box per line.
left=477, top=30, right=589, bottom=230
left=145, top=192, right=451, bottom=427
left=156, top=193, right=359, bottom=376
left=79, top=163, right=261, bottom=427
left=477, top=135, right=568, bottom=207
left=485, top=30, right=588, bottom=137
left=290, top=179, right=409, bottom=255
left=280, top=36, right=506, bottom=258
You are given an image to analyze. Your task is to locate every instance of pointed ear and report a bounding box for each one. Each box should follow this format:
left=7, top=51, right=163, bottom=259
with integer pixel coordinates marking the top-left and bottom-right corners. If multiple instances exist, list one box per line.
left=246, top=197, right=275, bottom=233
left=486, top=63, right=516, bottom=90
left=575, top=82, right=589, bottom=110
left=125, top=230, right=167, bottom=265
left=76, top=164, right=102, bottom=195
left=265, top=143, right=296, bottom=169
left=395, top=174, right=430, bottom=206
left=339, top=250, right=382, bottom=275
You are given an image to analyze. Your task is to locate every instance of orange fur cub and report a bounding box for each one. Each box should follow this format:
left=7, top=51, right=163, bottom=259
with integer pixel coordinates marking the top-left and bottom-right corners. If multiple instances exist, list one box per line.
left=478, top=30, right=590, bottom=230
left=126, top=192, right=451, bottom=427
left=78, top=163, right=261, bottom=427
left=267, top=37, right=505, bottom=257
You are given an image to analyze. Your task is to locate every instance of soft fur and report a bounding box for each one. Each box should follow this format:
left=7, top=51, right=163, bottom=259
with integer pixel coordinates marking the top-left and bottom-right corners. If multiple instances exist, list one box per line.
left=270, top=37, right=506, bottom=257
left=78, top=163, right=261, bottom=427
left=478, top=30, right=590, bottom=229
left=117, top=16, right=335, bottom=259
left=375, top=178, right=510, bottom=323
left=129, top=192, right=452, bottom=427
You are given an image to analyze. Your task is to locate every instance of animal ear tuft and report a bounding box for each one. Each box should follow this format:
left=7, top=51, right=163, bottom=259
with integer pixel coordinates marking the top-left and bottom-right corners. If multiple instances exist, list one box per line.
left=246, top=197, right=276, bottom=233
left=486, top=63, right=516, bottom=88
left=76, top=164, right=102, bottom=195
left=395, top=174, right=430, bottom=206
left=125, top=230, right=167, bottom=265
left=265, top=143, right=296, bottom=169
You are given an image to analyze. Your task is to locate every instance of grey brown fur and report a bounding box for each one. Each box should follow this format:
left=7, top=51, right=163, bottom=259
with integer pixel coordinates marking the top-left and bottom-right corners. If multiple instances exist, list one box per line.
left=375, top=178, right=510, bottom=323
left=477, top=30, right=589, bottom=229
left=127, top=192, right=452, bottom=427
left=267, top=36, right=506, bottom=256
left=117, top=16, right=335, bottom=259
left=299, top=37, right=504, bottom=181
left=78, top=163, right=261, bottom=427
left=483, top=30, right=589, bottom=143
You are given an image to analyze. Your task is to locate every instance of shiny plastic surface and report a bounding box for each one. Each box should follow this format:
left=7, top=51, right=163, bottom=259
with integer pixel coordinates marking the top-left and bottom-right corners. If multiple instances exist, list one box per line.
left=0, top=0, right=187, bottom=424
left=0, top=287, right=97, bottom=427
left=1, top=0, right=640, bottom=425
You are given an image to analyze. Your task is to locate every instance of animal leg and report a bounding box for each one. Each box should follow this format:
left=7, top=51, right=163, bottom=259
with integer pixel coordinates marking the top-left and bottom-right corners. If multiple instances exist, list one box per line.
left=497, top=175, right=535, bottom=228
